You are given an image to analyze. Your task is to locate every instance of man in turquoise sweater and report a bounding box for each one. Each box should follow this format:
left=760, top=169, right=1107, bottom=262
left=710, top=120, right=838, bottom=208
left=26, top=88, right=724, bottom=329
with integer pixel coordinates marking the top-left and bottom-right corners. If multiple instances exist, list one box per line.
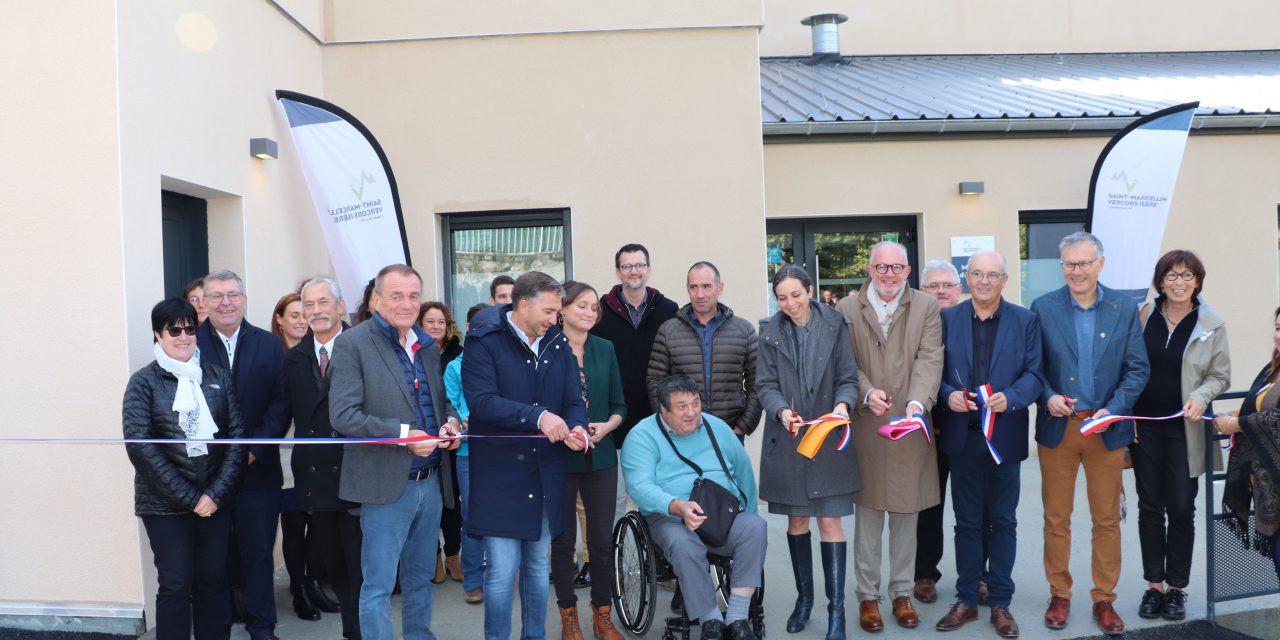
left=622, top=375, right=765, bottom=640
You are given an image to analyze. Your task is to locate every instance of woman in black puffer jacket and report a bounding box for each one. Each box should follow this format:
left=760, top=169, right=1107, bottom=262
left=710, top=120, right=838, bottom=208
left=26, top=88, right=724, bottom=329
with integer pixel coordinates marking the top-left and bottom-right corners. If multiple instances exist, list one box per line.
left=123, top=298, right=247, bottom=640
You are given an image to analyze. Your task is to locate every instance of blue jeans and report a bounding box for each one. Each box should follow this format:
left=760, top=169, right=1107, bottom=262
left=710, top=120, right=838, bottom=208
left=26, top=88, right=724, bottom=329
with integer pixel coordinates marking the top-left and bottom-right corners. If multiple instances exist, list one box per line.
left=457, top=455, right=486, bottom=591
left=360, top=474, right=445, bottom=640
left=950, top=432, right=1021, bottom=608
left=483, top=515, right=551, bottom=640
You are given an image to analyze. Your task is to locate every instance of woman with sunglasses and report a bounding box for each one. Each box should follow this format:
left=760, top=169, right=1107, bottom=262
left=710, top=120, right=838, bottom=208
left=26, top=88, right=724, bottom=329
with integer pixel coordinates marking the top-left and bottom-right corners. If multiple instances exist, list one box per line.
left=1131, top=250, right=1229, bottom=621
left=123, top=298, right=247, bottom=640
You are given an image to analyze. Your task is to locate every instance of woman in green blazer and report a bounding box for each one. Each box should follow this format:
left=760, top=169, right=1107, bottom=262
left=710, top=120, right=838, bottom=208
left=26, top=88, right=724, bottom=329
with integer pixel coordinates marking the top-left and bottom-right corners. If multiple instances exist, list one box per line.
left=551, top=281, right=627, bottom=638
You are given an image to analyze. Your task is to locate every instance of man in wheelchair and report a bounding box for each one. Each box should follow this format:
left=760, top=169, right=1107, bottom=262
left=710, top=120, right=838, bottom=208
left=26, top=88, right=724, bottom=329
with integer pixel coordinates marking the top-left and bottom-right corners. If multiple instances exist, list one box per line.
left=621, top=375, right=766, bottom=640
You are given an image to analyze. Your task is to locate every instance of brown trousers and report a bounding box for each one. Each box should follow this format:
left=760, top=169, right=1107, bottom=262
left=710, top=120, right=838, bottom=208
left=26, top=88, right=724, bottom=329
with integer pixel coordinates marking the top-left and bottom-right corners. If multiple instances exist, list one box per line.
left=1038, top=417, right=1124, bottom=603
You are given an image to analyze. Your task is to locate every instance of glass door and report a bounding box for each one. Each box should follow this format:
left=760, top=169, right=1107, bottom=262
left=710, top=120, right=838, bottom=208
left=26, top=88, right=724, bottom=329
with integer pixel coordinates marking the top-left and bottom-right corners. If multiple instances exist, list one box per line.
left=764, top=216, right=918, bottom=315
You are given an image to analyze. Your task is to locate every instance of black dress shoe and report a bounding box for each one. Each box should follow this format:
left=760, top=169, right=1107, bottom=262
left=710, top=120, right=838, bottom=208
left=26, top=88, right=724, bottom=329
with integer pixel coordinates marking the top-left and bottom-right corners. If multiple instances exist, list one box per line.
left=574, top=561, right=592, bottom=589
left=305, top=580, right=341, bottom=614
left=292, top=591, right=321, bottom=621
left=1162, top=588, right=1187, bottom=620
left=670, top=586, right=684, bottom=614
left=726, top=619, right=758, bottom=640
left=1138, top=588, right=1163, bottom=619
left=700, top=619, right=725, bottom=640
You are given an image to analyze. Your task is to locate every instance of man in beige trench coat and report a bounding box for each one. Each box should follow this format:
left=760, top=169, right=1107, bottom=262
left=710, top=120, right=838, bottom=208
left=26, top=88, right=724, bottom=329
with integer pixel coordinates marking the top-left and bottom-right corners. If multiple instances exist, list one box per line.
left=836, top=241, right=944, bottom=633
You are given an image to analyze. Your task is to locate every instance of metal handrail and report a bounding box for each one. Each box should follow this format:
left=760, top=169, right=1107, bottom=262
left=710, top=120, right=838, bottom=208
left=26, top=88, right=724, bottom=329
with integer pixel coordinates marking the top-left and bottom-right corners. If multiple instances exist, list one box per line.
left=1203, top=389, right=1263, bottom=624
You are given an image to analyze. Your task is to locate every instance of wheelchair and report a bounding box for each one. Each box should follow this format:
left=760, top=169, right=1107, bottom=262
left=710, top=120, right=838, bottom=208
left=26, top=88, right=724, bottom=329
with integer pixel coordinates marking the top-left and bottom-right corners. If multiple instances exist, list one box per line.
left=611, top=511, right=766, bottom=639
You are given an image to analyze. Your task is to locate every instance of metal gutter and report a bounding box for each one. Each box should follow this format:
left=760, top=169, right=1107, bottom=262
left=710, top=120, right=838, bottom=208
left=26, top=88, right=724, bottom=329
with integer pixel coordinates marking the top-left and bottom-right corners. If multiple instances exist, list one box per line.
left=762, top=114, right=1279, bottom=138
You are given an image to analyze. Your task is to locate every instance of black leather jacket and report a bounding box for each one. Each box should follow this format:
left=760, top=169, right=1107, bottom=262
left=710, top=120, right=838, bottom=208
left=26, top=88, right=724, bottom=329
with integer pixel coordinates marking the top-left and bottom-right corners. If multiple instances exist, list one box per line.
left=123, top=360, right=247, bottom=516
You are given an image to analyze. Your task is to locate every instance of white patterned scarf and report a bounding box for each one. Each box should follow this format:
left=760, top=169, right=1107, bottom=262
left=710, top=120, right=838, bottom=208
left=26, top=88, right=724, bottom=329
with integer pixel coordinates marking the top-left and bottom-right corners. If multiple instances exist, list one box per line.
left=153, top=342, right=219, bottom=457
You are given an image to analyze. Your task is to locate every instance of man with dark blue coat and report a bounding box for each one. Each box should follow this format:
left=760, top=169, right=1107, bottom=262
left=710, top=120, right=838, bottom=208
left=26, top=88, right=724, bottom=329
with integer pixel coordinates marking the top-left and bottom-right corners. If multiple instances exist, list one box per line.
left=931, top=251, right=1042, bottom=639
left=463, top=271, right=589, bottom=640
left=196, top=269, right=289, bottom=640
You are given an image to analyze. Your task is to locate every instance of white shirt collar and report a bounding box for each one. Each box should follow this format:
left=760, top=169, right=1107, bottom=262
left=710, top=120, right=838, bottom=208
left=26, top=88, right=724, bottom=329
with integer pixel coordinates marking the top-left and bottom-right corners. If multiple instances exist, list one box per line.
left=505, top=311, right=543, bottom=353
left=402, top=327, right=419, bottom=360
left=313, top=327, right=342, bottom=361
left=217, top=324, right=241, bottom=367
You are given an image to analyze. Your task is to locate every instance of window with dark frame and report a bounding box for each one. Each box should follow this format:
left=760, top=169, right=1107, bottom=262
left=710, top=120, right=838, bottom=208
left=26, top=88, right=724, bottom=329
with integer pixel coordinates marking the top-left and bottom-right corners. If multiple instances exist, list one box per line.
left=1019, top=208, right=1087, bottom=305
left=440, top=208, right=572, bottom=324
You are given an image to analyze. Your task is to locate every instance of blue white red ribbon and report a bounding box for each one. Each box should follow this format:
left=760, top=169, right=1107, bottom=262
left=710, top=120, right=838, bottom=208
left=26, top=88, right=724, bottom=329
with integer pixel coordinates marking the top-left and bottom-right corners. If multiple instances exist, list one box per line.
left=975, top=384, right=1003, bottom=464
left=1077, top=409, right=1217, bottom=437
left=0, top=430, right=593, bottom=451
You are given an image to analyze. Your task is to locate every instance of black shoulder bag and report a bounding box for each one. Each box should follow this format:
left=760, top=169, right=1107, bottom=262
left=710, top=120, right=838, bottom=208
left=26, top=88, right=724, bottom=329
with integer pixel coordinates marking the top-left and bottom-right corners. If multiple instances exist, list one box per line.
left=657, top=418, right=747, bottom=548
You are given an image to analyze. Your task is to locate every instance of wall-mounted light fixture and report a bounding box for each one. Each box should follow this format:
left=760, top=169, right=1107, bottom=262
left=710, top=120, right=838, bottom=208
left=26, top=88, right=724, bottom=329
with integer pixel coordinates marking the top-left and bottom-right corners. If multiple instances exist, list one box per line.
left=958, top=181, right=985, bottom=195
left=250, top=138, right=278, bottom=160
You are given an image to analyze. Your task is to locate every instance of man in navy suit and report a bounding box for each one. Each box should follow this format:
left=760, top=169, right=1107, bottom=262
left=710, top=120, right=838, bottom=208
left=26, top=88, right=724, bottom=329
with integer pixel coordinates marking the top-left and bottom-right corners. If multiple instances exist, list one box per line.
left=196, top=269, right=289, bottom=640
left=1031, top=232, right=1149, bottom=636
left=931, top=251, right=1042, bottom=638
left=463, top=271, right=589, bottom=640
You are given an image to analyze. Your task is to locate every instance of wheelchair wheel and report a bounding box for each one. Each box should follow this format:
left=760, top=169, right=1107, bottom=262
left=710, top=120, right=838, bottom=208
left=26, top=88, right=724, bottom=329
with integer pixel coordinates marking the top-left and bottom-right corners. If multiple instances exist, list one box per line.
left=612, top=512, right=657, bottom=635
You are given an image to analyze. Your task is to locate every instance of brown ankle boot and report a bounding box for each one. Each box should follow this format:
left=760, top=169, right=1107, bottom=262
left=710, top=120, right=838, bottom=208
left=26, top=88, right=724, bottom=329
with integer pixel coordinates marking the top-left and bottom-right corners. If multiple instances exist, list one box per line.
left=432, top=550, right=446, bottom=585
left=591, top=603, right=624, bottom=640
left=445, top=553, right=463, bottom=582
left=559, top=606, right=585, bottom=640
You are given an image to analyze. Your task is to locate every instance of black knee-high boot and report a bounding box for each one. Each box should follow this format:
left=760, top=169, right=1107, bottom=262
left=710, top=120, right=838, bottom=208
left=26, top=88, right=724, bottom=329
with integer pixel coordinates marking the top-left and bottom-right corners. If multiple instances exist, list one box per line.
left=821, top=541, right=847, bottom=640
left=786, top=533, right=814, bottom=633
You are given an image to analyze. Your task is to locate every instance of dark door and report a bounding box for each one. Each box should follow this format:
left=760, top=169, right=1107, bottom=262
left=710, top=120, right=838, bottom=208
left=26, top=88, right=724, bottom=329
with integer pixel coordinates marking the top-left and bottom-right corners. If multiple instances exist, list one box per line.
left=765, top=216, right=918, bottom=314
left=161, top=191, right=209, bottom=299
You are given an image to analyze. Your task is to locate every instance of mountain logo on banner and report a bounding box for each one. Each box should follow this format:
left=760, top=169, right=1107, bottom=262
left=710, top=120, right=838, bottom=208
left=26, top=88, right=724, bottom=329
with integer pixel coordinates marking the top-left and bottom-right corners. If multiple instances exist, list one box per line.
left=327, top=188, right=385, bottom=225
left=1110, top=170, right=1139, bottom=194
left=351, top=171, right=377, bottom=201
left=1103, top=165, right=1167, bottom=211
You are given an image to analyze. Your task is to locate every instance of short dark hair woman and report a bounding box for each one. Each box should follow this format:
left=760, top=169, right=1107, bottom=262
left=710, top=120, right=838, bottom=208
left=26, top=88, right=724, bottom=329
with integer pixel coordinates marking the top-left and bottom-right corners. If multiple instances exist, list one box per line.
left=756, top=265, right=861, bottom=635
left=1215, top=308, right=1280, bottom=584
left=1131, top=250, right=1229, bottom=620
left=551, top=281, right=627, bottom=637
left=123, top=298, right=246, bottom=640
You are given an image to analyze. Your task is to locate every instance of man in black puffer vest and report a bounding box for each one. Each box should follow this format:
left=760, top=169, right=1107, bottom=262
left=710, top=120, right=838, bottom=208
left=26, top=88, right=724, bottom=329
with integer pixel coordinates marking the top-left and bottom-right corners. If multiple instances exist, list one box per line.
left=646, top=261, right=761, bottom=440
left=590, top=244, right=678, bottom=517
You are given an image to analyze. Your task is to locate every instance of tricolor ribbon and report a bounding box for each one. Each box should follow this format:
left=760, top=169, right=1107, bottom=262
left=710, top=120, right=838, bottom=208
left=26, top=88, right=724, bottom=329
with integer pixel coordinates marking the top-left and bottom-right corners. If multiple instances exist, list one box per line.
left=876, top=416, right=933, bottom=445
left=975, top=384, right=1003, bottom=464
left=1077, top=409, right=1217, bottom=437
left=794, top=414, right=852, bottom=460
left=0, top=430, right=594, bottom=451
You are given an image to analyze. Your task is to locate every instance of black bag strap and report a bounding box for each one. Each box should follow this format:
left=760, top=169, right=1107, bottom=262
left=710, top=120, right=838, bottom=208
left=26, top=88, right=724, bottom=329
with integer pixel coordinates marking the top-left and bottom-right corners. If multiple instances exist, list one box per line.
left=657, top=416, right=748, bottom=506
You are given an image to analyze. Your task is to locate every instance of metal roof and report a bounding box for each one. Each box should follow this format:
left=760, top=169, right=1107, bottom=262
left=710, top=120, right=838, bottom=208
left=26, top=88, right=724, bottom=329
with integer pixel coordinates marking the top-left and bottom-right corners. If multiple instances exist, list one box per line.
left=760, top=50, right=1280, bottom=135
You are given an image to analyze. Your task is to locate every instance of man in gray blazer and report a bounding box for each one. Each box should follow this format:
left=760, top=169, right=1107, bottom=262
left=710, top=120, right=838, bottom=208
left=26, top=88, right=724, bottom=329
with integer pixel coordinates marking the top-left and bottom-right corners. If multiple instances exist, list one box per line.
left=330, top=264, right=462, bottom=640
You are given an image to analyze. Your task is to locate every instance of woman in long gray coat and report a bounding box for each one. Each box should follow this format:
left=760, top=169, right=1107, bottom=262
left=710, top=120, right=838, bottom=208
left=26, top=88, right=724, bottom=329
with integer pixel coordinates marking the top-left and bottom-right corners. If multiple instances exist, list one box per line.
left=757, top=265, right=860, bottom=640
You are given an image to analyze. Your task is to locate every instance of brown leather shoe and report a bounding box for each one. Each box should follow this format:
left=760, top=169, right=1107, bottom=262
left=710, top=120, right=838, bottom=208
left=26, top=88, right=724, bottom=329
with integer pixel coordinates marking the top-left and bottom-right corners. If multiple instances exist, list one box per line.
left=892, top=596, right=920, bottom=628
left=1044, top=596, right=1070, bottom=630
left=978, top=579, right=989, bottom=606
left=591, top=603, right=624, bottom=640
left=913, top=578, right=938, bottom=603
left=859, top=599, right=884, bottom=632
left=934, top=602, right=978, bottom=631
left=990, top=606, right=1020, bottom=638
left=559, top=606, right=584, bottom=640
left=1092, top=601, right=1125, bottom=636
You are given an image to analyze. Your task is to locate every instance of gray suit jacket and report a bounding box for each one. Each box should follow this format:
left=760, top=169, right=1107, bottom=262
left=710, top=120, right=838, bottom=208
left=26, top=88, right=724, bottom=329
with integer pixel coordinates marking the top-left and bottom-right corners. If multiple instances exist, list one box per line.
left=329, top=318, right=459, bottom=505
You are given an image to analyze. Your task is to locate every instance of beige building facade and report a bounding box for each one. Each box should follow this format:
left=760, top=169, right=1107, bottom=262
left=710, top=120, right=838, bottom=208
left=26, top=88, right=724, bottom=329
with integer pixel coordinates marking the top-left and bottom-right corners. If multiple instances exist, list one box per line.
left=0, top=0, right=1276, bottom=633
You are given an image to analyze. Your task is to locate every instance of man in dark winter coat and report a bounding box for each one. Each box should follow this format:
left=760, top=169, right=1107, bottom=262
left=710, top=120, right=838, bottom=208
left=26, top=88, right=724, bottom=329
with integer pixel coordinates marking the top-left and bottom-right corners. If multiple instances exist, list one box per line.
left=646, top=261, right=761, bottom=439
left=591, top=243, right=678, bottom=516
left=464, top=271, right=589, bottom=640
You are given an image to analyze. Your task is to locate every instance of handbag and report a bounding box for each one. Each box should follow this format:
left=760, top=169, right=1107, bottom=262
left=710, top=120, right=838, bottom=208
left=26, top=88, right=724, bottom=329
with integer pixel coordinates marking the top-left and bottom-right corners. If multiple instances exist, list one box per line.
left=657, top=417, right=747, bottom=548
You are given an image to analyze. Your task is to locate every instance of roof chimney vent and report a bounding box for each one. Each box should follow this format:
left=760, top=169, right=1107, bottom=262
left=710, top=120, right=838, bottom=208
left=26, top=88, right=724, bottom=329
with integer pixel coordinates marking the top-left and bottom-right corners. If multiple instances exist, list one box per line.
left=801, top=13, right=848, bottom=64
